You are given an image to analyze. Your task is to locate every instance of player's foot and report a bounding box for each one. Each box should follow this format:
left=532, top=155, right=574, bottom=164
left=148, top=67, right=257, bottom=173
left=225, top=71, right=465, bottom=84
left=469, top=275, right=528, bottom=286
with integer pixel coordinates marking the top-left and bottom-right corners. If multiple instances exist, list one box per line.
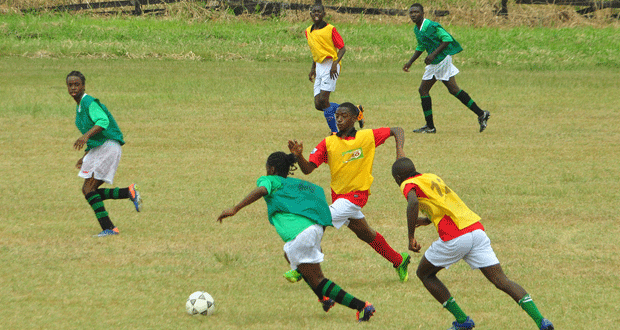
left=128, top=183, right=142, bottom=212
left=395, top=252, right=411, bottom=282
left=413, top=125, right=436, bottom=133
left=283, top=269, right=302, bottom=283
left=478, top=110, right=490, bottom=132
left=356, top=301, right=375, bottom=322
left=448, top=316, right=475, bottom=330
left=96, top=227, right=119, bottom=237
left=357, top=104, right=365, bottom=128
left=319, top=296, right=335, bottom=312
left=539, top=318, right=554, bottom=330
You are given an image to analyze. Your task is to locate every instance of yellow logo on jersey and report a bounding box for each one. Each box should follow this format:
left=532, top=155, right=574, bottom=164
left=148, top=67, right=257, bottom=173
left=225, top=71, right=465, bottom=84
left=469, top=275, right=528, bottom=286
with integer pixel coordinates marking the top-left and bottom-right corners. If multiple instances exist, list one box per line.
left=341, top=148, right=364, bottom=163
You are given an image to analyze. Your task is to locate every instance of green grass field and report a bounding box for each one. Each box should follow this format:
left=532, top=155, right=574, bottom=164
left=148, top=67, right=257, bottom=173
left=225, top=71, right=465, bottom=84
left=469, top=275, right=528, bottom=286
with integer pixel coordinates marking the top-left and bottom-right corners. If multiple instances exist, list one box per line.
left=1, top=10, right=620, bottom=330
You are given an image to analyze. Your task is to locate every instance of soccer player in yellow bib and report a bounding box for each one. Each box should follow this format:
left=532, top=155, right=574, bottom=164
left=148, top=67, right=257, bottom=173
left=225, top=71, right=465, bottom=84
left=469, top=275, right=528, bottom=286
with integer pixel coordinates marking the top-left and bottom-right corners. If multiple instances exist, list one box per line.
left=391, top=157, right=554, bottom=330
left=288, top=102, right=411, bottom=283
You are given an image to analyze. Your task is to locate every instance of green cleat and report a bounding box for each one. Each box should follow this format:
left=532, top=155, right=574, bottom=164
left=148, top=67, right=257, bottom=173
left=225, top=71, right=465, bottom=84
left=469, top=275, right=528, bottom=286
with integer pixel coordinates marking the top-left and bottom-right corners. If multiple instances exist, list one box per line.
left=283, top=269, right=303, bottom=283
left=395, top=252, right=411, bottom=282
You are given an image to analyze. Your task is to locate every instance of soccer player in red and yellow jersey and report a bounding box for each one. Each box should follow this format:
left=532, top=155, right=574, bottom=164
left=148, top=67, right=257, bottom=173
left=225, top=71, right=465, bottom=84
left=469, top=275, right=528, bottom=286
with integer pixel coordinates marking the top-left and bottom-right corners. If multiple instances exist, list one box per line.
left=288, top=103, right=411, bottom=282
left=305, top=4, right=355, bottom=134
left=391, top=157, right=554, bottom=330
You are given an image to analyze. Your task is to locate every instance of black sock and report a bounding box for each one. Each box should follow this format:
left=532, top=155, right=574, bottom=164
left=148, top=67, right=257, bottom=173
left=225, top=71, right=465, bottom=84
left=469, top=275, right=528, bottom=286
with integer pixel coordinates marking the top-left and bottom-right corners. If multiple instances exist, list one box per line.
left=421, top=95, right=434, bottom=128
left=96, top=187, right=130, bottom=200
left=316, top=278, right=366, bottom=311
left=454, top=90, right=484, bottom=116
left=85, top=192, right=115, bottom=230
left=303, top=276, right=324, bottom=300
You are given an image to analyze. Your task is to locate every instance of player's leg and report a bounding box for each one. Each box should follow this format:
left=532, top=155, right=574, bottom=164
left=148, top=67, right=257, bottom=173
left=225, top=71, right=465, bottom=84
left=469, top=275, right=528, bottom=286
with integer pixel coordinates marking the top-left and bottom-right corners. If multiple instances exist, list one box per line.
left=82, top=177, right=118, bottom=235
left=442, top=76, right=490, bottom=132
left=413, top=78, right=437, bottom=133
left=480, top=264, right=553, bottom=329
left=314, top=61, right=340, bottom=134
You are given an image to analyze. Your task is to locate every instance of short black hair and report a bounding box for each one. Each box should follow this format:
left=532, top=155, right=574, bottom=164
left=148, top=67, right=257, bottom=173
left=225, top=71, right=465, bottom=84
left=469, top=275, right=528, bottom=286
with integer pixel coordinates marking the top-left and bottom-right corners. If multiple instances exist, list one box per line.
left=409, top=3, right=424, bottom=11
left=392, top=157, right=419, bottom=182
left=337, top=102, right=359, bottom=118
left=267, top=151, right=298, bottom=178
left=66, top=71, right=86, bottom=84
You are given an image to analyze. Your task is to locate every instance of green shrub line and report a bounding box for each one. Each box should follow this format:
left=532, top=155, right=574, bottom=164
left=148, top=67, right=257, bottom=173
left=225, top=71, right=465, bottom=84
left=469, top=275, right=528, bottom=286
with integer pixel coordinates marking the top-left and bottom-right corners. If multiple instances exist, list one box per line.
left=1, top=13, right=619, bottom=69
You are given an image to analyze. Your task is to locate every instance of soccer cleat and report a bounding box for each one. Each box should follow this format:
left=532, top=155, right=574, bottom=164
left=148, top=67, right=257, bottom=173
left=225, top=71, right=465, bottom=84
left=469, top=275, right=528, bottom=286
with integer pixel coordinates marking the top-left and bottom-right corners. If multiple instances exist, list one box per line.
left=356, top=301, right=375, bottom=322
left=319, top=296, right=335, bottom=312
left=128, top=183, right=142, bottom=212
left=283, top=269, right=303, bottom=283
left=539, top=318, right=554, bottom=330
left=478, top=110, right=490, bottom=132
left=96, top=227, right=119, bottom=237
left=412, top=125, right=436, bottom=133
left=448, top=316, right=475, bottom=330
left=357, top=104, right=365, bottom=128
left=395, top=252, right=411, bottom=282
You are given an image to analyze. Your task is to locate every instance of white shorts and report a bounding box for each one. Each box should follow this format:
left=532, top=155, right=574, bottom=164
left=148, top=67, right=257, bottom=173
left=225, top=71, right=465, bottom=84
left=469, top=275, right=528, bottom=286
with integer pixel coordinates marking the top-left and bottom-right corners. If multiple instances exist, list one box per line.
left=78, top=140, right=122, bottom=184
left=424, top=229, right=500, bottom=269
left=313, top=59, right=339, bottom=96
left=329, top=198, right=364, bottom=229
left=422, top=55, right=460, bottom=81
left=284, top=224, right=325, bottom=270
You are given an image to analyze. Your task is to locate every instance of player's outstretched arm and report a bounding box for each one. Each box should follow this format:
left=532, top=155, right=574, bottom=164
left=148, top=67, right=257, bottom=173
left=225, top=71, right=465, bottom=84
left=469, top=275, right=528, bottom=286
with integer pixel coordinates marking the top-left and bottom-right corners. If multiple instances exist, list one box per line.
left=217, top=186, right=268, bottom=223
left=403, top=50, right=423, bottom=72
left=406, top=190, right=422, bottom=253
left=288, top=140, right=317, bottom=175
left=389, top=127, right=406, bottom=159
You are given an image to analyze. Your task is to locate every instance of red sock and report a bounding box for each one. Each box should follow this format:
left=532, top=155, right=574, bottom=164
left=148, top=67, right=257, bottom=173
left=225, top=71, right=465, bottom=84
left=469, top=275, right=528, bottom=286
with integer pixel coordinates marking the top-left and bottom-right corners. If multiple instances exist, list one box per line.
left=368, top=232, right=403, bottom=268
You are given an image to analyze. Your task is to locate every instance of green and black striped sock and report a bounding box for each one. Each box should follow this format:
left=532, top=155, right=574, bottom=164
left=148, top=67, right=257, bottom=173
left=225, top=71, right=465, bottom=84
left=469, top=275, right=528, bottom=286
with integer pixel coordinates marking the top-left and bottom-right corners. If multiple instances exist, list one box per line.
left=421, top=95, right=434, bottom=128
left=96, top=187, right=130, bottom=200
left=454, top=89, right=484, bottom=116
left=85, top=192, right=115, bottom=230
left=317, top=278, right=365, bottom=311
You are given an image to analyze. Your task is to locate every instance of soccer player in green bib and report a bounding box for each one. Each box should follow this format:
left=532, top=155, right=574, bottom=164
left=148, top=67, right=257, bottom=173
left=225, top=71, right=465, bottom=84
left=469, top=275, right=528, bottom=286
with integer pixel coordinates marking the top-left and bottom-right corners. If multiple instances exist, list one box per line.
left=391, top=157, right=554, bottom=330
left=217, top=151, right=375, bottom=322
left=402, top=3, right=490, bottom=134
left=67, top=71, right=142, bottom=237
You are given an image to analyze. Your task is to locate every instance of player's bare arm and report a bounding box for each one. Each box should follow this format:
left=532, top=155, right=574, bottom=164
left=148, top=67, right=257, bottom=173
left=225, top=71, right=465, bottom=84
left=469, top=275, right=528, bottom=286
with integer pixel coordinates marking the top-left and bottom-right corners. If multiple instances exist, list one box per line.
left=74, top=125, right=104, bottom=150
left=217, top=186, right=268, bottom=222
left=403, top=50, right=423, bottom=72
left=330, top=46, right=346, bottom=79
left=288, top=140, right=317, bottom=175
left=309, top=62, right=317, bottom=82
left=406, top=190, right=422, bottom=252
left=389, top=127, right=406, bottom=159
left=425, top=41, right=450, bottom=65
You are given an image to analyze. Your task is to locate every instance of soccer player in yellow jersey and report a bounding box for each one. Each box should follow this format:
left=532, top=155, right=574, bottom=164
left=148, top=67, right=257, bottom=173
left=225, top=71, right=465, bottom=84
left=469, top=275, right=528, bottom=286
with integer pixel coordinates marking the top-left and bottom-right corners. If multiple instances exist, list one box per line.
left=288, top=103, right=411, bottom=283
left=391, top=157, right=553, bottom=330
left=306, top=4, right=360, bottom=134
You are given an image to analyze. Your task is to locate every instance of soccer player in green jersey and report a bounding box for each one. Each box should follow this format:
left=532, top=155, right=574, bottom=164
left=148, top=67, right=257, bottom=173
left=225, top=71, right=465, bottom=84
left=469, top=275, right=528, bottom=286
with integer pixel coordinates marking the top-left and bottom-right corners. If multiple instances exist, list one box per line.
left=217, top=151, right=375, bottom=322
left=67, top=71, right=142, bottom=237
left=391, top=157, right=554, bottom=330
left=402, top=3, right=490, bottom=134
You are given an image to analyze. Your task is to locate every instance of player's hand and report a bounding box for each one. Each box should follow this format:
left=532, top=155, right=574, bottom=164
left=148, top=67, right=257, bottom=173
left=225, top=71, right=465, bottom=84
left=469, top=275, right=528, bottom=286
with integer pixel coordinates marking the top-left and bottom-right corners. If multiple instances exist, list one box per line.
left=415, top=217, right=432, bottom=228
left=309, top=70, right=316, bottom=82
left=217, top=208, right=237, bottom=223
left=329, top=63, right=339, bottom=79
left=288, top=140, right=304, bottom=157
left=424, top=55, right=435, bottom=65
left=73, top=135, right=89, bottom=150
left=75, top=157, right=83, bottom=169
left=403, top=63, right=412, bottom=72
left=409, top=237, right=422, bottom=253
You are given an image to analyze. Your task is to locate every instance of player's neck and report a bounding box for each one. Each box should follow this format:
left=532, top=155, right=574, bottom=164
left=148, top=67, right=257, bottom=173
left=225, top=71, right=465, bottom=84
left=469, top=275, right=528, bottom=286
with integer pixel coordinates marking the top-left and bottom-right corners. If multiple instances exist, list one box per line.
left=311, top=21, right=327, bottom=31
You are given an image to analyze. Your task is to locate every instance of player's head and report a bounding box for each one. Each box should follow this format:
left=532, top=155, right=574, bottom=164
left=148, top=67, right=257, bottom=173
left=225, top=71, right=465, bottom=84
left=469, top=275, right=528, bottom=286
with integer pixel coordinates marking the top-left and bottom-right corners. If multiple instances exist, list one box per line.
left=266, top=151, right=298, bottom=178
left=66, top=71, right=86, bottom=101
left=310, top=3, right=325, bottom=23
left=392, top=157, right=419, bottom=185
left=408, top=3, right=424, bottom=23
left=335, top=102, right=361, bottom=137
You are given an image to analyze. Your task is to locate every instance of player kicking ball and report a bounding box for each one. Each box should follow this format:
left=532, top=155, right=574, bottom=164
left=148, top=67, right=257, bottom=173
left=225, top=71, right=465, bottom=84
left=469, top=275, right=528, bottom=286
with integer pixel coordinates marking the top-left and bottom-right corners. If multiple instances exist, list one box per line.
left=217, top=151, right=375, bottom=322
left=391, top=157, right=553, bottom=330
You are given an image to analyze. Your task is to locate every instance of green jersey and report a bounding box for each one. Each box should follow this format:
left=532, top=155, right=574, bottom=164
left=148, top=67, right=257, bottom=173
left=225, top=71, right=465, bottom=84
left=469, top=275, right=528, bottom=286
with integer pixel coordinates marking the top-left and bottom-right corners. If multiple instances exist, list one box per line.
left=75, top=94, right=125, bottom=151
left=414, top=19, right=463, bottom=64
left=257, top=175, right=332, bottom=242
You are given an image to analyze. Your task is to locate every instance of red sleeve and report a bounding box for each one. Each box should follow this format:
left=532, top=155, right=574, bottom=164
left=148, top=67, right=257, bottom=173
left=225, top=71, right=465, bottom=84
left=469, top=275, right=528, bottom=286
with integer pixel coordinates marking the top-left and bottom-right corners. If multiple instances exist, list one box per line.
left=403, top=182, right=427, bottom=199
left=332, top=27, right=344, bottom=49
left=372, top=127, right=392, bottom=147
left=304, top=30, right=308, bottom=39
left=308, top=139, right=328, bottom=167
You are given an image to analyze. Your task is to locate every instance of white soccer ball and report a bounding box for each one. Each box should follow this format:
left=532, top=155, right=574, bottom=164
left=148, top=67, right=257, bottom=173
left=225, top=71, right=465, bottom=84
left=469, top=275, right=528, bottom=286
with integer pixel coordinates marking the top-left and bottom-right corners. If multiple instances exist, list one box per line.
left=185, top=291, right=215, bottom=316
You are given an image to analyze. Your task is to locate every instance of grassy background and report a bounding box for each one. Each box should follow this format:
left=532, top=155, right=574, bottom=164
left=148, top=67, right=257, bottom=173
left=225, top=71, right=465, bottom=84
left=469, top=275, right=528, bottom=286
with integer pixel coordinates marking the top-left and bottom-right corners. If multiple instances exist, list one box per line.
left=1, top=8, right=620, bottom=330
